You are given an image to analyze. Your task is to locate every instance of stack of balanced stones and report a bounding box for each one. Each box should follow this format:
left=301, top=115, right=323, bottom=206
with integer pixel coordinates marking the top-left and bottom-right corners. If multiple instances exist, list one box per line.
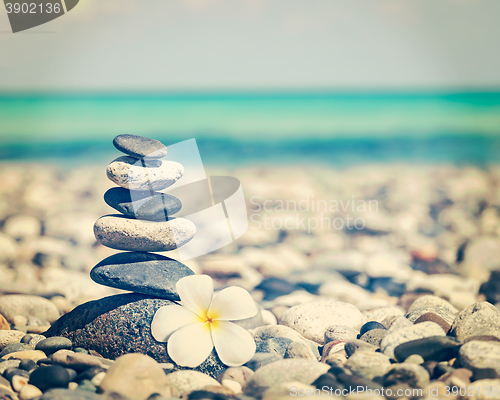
left=91, top=134, right=197, bottom=299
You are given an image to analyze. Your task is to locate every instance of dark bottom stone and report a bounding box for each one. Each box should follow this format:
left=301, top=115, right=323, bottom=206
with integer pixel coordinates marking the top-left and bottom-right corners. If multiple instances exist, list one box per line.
left=43, top=293, right=226, bottom=378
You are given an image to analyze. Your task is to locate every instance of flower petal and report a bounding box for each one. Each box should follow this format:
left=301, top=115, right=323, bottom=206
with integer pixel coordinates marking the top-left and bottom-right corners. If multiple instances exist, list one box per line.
left=211, top=321, right=256, bottom=367
left=209, top=286, right=258, bottom=321
left=176, top=274, right=213, bottom=318
left=167, top=322, right=214, bottom=367
left=151, top=305, right=201, bottom=342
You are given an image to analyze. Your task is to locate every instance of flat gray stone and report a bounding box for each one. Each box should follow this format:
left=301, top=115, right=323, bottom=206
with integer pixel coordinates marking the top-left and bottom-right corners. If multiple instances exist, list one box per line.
left=360, top=329, right=388, bottom=347
left=90, top=252, right=194, bottom=300
left=94, top=214, right=195, bottom=252
left=113, top=134, right=168, bottom=159
left=459, top=340, right=500, bottom=375
left=107, top=156, right=183, bottom=191
left=104, top=187, right=182, bottom=221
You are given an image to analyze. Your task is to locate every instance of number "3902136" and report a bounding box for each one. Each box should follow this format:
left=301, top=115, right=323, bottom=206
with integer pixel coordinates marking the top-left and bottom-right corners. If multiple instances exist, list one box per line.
left=5, top=3, right=61, bottom=13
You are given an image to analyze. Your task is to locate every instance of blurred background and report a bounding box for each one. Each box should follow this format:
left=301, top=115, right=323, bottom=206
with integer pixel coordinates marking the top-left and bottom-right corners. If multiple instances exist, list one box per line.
left=1, top=0, right=500, bottom=315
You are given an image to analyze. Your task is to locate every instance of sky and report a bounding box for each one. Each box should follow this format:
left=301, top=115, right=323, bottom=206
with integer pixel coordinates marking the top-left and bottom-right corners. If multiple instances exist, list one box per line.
left=0, top=0, right=499, bottom=91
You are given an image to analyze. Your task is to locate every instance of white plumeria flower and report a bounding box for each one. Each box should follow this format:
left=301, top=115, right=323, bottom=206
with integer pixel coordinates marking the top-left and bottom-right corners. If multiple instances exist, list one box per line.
left=151, top=274, right=258, bottom=368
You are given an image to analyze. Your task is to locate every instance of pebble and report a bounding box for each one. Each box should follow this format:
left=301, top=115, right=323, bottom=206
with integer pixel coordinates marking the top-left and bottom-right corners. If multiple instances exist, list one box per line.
left=414, top=312, right=452, bottom=333
left=344, top=350, right=392, bottom=380
left=255, top=338, right=291, bottom=358
left=44, top=293, right=226, bottom=377
left=90, top=251, right=194, bottom=300
left=35, top=337, right=72, bottom=355
left=0, top=330, right=25, bottom=350
left=2, top=350, right=47, bottom=361
left=164, top=370, right=220, bottom=398
left=112, top=134, right=167, bottom=159
left=28, top=365, right=70, bottom=391
left=14, top=316, right=28, bottom=327
left=39, top=388, right=101, bottom=399
left=12, top=374, right=29, bottom=392
left=0, top=343, right=30, bottom=357
left=251, top=325, right=308, bottom=343
left=99, top=354, right=171, bottom=400
left=93, top=215, right=196, bottom=252
left=284, top=341, right=317, bottom=360
left=404, top=354, right=425, bottom=364
left=359, top=321, right=387, bottom=336
left=27, top=335, right=46, bottom=349
left=279, top=301, right=363, bottom=345
left=361, top=306, right=405, bottom=324
left=106, top=156, right=183, bottom=191
left=53, top=352, right=107, bottom=370
left=405, top=306, right=456, bottom=327
left=104, top=187, right=182, bottom=221
left=219, top=366, right=254, bottom=388
left=19, top=384, right=43, bottom=400
left=0, top=314, right=9, bottom=330
left=0, top=360, right=21, bottom=374
left=394, top=336, right=462, bottom=363
left=221, top=379, right=242, bottom=394
left=385, top=315, right=413, bottom=332
left=344, top=339, right=378, bottom=357
left=0, top=295, right=60, bottom=324
left=380, top=321, right=446, bottom=359
left=244, top=359, right=329, bottom=397
left=383, top=363, right=430, bottom=388
left=90, top=371, right=105, bottom=387
left=408, top=295, right=458, bottom=314
left=359, top=329, right=388, bottom=347
left=245, top=353, right=281, bottom=371
left=19, top=359, right=36, bottom=372
left=449, top=302, right=500, bottom=341
left=321, top=340, right=346, bottom=361
left=324, top=325, right=359, bottom=344
left=459, top=340, right=500, bottom=375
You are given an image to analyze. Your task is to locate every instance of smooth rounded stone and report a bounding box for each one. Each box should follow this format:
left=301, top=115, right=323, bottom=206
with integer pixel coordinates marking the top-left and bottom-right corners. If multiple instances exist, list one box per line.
left=35, top=337, right=72, bottom=355
left=20, top=335, right=32, bottom=344
left=449, top=302, right=500, bottom=341
left=4, top=368, right=29, bottom=381
left=386, top=316, right=413, bottom=332
left=459, top=340, right=500, bottom=375
left=466, top=379, right=500, bottom=400
left=12, top=374, right=29, bottom=392
left=344, top=339, right=378, bottom=357
left=19, top=384, right=43, bottom=400
left=244, top=353, right=281, bottom=371
left=27, top=335, right=46, bottom=349
left=53, top=351, right=108, bottom=371
left=414, top=312, right=452, bottom=333
left=0, top=295, right=60, bottom=324
left=0, top=331, right=25, bottom=350
left=384, top=363, right=430, bottom=388
left=221, top=379, right=242, bottom=394
left=100, top=354, right=171, bottom=400
left=231, top=304, right=265, bottom=331
left=404, top=354, right=425, bottom=364
left=0, top=314, right=9, bottom=330
left=361, top=306, right=405, bottom=324
left=77, top=379, right=97, bottom=392
left=91, top=252, right=194, bottom=300
left=164, top=370, right=220, bottom=398
left=279, top=301, right=363, bottom=345
left=2, top=350, right=46, bottom=361
left=39, top=388, right=101, bottom=400
left=19, top=359, right=36, bottom=372
left=245, top=359, right=330, bottom=397
left=261, top=309, right=277, bottom=326
left=394, top=336, right=462, bottom=363
left=113, top=134, right=168, bottom=159
left=250, top=325, right=307, bottom=343
left=263, top=381, right=317, bottom=400
left=90, top=371, right=106, bottom=387
left=104, top=187, right=182, bottom=221
left=255, top=338, right=292, bottom=358
left=284, top=341, right=317, bottom=360
left=106, top=156, right=183, bottom=191
left=74, top=367, right=106, bottom=384
left=321, top=341, right=346, bottom=361
left=359, top=321, right=386, bottom=337
left=43, top=293, right=227, bottom=378
left=324, top=325, right=358, bottom=344
left=359, top=329, right=388, bottom=347
left=405, top=306, right=455, bottom=328
left=0, top=360, right=20, bottom=374
left=380, top=321, right=445, bottom=359
left=408, top=295, right=458, bottom=314
left=0, top=343, right=30, bottom=357
left=344, top=350, right=392, bottom=380
left=29, top=365, right=70, bottom=391
left=219, top=366, right=254, bottom=388
left=94, top=215, right=195, bottom=252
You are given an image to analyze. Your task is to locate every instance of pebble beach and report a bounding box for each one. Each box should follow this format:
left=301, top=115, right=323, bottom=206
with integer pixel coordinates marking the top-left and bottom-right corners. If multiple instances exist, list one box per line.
left=1, top=136, right=500, bottom=400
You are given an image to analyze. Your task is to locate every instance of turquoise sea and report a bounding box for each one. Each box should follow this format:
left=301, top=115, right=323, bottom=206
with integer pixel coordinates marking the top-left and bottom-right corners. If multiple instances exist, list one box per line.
left=1, top=92, right=499, bottom=165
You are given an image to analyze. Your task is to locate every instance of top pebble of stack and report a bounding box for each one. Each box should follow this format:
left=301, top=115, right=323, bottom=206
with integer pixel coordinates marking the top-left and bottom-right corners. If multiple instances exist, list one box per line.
left=113, top=134, right=168, bottom=159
